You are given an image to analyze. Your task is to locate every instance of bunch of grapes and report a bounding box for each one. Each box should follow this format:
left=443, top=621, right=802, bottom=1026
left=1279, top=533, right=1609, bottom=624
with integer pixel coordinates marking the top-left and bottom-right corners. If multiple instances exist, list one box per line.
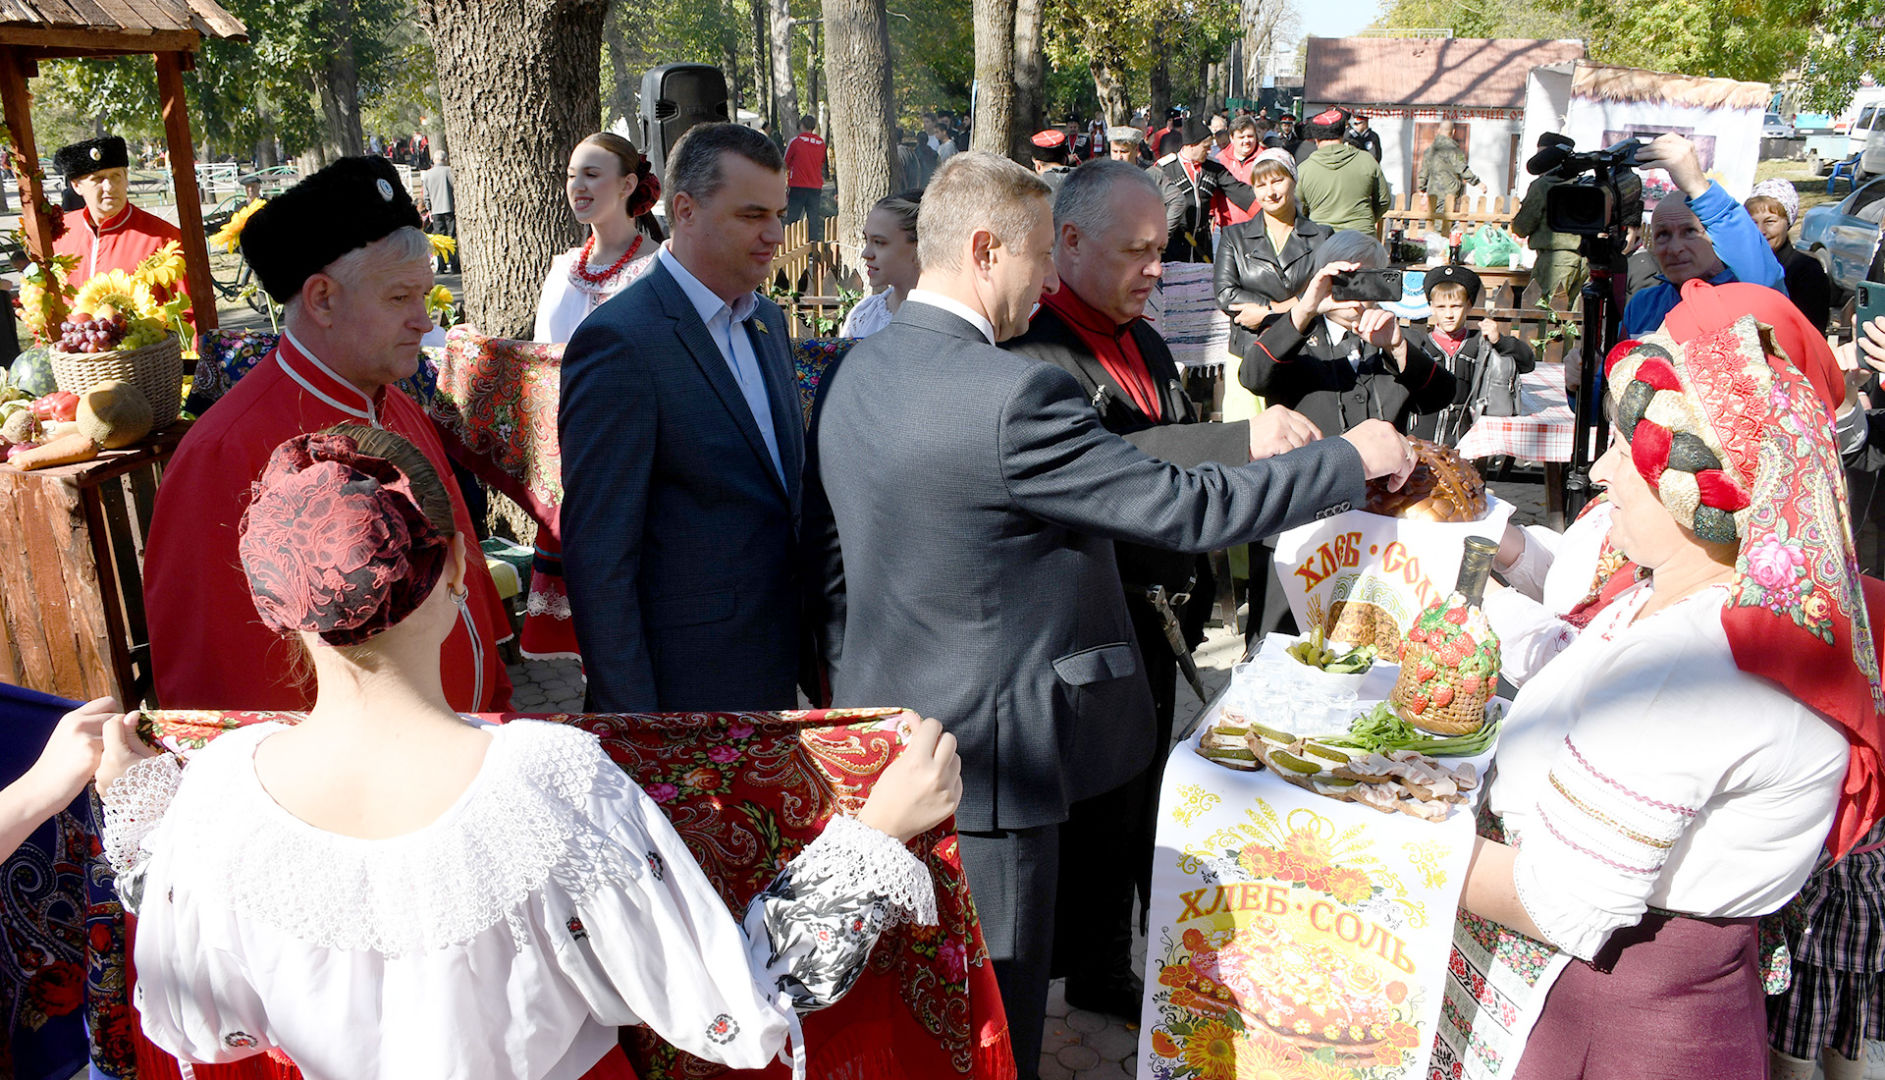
left=58, top=311, right=128, bottom=353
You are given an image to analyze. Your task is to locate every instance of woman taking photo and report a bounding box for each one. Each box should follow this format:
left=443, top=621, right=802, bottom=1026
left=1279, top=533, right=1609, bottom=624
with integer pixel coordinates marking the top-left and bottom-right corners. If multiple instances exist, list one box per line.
left=528, top=132, right=663, bottom=660
left=1212, top=146, right=1331, bottom=422
left=534, top=132, right=664, bottom=344
left=94, top=427, right=962, bottom=1079
left=1452, top=310, right=1884, bottom=1078
left=839, top=190, right=921, bottom=339
left=1239, top=230, right=1455, bottom=437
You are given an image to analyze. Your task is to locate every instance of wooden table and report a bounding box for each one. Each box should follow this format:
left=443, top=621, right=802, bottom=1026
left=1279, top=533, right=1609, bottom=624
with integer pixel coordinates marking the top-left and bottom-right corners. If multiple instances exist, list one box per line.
left=0, top=425, right=189, bottom=705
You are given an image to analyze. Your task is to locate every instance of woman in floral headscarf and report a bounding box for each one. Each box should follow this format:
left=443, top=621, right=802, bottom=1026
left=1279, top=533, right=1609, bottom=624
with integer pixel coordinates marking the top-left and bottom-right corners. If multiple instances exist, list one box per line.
left=1446, top=307, right=1885, bottom=1079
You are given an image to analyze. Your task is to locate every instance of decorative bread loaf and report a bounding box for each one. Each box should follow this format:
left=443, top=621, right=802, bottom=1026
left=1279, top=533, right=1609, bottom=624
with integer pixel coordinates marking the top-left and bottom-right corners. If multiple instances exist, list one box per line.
left=1365, top=438, right=1487, bottom=522
left=1390, top=592, right=1500, bottom=735
left=1324, top=597, right=1403, bottom=653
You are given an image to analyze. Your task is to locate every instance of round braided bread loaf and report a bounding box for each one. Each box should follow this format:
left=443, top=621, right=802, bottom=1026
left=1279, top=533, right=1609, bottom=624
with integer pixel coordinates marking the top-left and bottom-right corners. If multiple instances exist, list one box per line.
left=1364, top=438, right=1487, bottom=523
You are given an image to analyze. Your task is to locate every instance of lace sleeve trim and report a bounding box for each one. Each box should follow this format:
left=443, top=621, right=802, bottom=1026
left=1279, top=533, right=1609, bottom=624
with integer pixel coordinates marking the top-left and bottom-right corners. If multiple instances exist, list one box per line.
left=789, top=815, right=937, bottom=928
left=101, top=754, right=183, bottom=876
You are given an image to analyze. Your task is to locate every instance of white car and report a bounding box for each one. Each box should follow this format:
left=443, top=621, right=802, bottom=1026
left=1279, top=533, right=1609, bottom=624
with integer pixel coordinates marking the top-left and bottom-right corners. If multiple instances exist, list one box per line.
left=1763, top=113, right=1794, bottom=138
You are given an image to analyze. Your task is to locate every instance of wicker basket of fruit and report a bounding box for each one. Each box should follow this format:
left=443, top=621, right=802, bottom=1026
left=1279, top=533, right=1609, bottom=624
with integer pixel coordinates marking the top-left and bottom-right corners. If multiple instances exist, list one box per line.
left=49, top=311, right=182, bottom=432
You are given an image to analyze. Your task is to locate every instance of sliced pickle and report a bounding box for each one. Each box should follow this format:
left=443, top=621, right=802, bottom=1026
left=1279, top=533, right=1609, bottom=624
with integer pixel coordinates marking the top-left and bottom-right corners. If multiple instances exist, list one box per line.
left=1300, top=743, right=1353, bottom=764
left=1203, top=746, right=1258, bottom=762
left=1249, top=721, right=1298, bottom=745
left=1266, top=749, right=1325, bottom=774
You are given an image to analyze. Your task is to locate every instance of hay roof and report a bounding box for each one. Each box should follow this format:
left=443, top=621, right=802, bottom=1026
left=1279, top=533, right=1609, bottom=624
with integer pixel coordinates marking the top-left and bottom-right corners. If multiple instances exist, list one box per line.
left=1570, top=62, right=1769, bottom=111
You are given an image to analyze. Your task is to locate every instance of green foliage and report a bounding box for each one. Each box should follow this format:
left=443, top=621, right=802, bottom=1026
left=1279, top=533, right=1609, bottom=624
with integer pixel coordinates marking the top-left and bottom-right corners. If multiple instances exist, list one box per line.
left=1384, top=0, right=1885, bottom=117
left=33, top=0, right=413, bottom=159
left=1375, top=0, right=1585, bottom=39
left=1043, top=0, right=1245, bottom=119
left=889, top=0, right=976, bottom=118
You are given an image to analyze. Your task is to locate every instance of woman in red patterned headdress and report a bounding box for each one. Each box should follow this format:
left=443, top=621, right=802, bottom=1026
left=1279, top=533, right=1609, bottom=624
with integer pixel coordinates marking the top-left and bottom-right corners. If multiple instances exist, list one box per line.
left=1446, top=295, right=1885, bottom=1078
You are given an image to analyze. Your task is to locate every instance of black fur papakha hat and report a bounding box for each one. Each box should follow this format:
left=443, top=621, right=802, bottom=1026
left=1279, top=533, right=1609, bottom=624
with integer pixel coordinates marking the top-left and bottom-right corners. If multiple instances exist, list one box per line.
left=54, top=136, right=128, bottom=181
left=240, top=156, right=424, bottom=302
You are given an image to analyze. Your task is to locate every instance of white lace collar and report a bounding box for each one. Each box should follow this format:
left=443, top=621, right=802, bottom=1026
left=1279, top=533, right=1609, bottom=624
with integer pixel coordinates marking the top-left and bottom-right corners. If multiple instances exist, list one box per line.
left=153, top=720, right=641, bottom=957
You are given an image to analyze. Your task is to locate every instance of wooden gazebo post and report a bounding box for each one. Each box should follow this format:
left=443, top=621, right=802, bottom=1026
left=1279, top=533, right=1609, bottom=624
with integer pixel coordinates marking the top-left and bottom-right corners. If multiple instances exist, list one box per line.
left=0, top=4, right=250, bottom=335
left=155, top=50, right=214, bottom=328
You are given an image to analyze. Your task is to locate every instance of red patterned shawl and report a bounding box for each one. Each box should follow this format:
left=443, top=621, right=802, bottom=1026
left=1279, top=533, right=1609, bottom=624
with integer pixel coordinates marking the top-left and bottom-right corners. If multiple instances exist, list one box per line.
left=122, top=708, right=1014, bottom=1080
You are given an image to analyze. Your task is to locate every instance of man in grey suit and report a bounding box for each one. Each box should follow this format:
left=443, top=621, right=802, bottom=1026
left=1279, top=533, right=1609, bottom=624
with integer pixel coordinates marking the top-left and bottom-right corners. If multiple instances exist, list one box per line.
left=803, top=152, right=1414, bottom=1077
left=560, top=123, right=805, bottom=712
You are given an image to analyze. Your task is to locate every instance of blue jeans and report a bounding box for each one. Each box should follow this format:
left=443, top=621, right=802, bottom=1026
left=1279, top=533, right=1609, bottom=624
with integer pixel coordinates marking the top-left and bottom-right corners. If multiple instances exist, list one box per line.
left=785, top=186, right=824, bottom=240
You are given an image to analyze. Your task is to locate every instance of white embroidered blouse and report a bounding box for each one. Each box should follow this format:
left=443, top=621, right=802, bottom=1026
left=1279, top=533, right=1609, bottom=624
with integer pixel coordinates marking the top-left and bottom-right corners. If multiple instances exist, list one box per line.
left=1481, top=502, right=1613, bottom=686
left=838, top=289, right=896, bottom=339
left=1489, top=581, right=1849, bottom=961
left=532, top=233, right=660, bottom=344
left=101, top=720, right=936, bottom=1080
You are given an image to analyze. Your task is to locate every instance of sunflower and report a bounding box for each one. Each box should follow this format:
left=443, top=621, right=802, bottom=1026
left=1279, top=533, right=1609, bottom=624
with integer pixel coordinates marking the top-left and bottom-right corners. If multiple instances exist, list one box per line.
left=1231, top=1032, right=1298, bottom=1080
left=135, top=241, right=187, bottom=291
left=427, top=232, right=457, bottom=260
left=1184, top=1019, right=1241, bottom=1080
left=209, top=198, right=266, bottom=253
left=71, top=270, right=157, bottom=322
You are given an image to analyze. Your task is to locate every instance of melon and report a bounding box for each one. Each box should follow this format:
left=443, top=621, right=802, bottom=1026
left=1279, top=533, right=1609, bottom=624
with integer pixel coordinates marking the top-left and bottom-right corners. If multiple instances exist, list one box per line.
left=6, top=347, right=55, bottom=398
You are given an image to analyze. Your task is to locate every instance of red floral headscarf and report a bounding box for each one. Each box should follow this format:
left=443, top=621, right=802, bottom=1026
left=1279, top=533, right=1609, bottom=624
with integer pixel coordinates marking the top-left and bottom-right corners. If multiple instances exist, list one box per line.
left=237, top=432, right=448, bottom=647
left=1605, top=316, right=1885, bottom=858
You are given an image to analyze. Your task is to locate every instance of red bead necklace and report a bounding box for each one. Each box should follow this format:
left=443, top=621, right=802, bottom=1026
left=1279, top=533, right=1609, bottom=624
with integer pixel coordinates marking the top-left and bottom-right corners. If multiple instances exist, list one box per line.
left=575, top=232, right=644, bottom=284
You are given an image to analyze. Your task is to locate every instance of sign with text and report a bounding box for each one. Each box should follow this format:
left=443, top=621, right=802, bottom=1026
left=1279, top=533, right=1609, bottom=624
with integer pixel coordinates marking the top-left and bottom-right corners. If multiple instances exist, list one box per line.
left=1270, top=501, right=1516, bottom=647
left=1139, top=738, right=1478, bottom=1078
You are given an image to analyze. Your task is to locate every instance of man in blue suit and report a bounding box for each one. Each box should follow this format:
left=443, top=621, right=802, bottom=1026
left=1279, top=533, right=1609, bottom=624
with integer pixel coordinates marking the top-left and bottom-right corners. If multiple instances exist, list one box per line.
left=559, top=123, right=805, bottom=712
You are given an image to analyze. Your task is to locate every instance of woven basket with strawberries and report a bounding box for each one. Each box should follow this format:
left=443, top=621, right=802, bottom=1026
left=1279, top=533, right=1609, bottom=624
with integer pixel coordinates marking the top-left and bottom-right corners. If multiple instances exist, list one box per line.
left=1390, top=593, right=1501, bottom=735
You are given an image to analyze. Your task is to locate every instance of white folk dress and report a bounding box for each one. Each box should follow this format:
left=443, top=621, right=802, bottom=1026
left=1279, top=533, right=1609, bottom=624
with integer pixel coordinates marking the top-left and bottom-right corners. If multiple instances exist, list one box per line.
left=533, top=232, right=660, bottom=344
left=100, top=720, right=936, bottom=1080
left=838, top=289, right=896, bottom=339
left=1481, top=502, right=1616, bottom=686
left=1490, top=580, right=1849, bottom=960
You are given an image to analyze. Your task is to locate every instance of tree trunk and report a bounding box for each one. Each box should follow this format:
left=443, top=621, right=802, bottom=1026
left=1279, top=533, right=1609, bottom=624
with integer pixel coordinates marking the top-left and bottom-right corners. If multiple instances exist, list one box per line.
left=602, top=4, right=641, bottom=126
left=750, top=0, right=772, bottom=135
left=1011, top=0, right=1046, bottom=158
left=1241, top=0, right=1272, bottom=93
left=1090, top=52, right=1132, bottom=128
left=319, top=0, right=366, bottom=157
left=1148, top=37, right=1171, bottom=126
left=820, top=0, right=894, bottom=272
left=970, top=0, right=1017, bottom=160
left=768, top=0, right=799, bottom=135
left=415, top=0, right=609, bottom=337
left=721, top=0, right=741, bottom=121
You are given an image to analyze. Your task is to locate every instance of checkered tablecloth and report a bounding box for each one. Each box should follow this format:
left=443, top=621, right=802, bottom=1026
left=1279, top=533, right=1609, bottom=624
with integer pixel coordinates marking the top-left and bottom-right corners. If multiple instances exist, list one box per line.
left=1455, top=361, right=1575, bottom=463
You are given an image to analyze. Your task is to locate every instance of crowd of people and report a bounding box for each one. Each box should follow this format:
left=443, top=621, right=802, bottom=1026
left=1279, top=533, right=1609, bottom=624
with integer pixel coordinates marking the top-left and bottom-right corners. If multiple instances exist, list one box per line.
left=2, top=88, right=1884, bottom=1080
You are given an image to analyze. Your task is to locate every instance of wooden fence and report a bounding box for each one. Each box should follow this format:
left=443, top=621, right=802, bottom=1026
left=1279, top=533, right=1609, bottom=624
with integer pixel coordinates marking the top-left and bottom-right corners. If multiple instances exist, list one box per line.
left=768, top=217, right=859, bottom=338
left=1381, top=192, right=1523, bottom=237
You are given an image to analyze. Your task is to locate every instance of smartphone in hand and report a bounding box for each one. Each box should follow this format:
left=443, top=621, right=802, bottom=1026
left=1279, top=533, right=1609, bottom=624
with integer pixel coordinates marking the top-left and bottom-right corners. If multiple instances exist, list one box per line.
left=1331, top=268, right=1403, bottom=303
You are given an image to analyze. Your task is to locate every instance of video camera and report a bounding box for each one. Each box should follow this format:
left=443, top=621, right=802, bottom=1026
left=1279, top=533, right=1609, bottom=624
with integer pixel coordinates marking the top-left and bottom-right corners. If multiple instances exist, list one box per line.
left=1527, top=134, right=1645, bottom=263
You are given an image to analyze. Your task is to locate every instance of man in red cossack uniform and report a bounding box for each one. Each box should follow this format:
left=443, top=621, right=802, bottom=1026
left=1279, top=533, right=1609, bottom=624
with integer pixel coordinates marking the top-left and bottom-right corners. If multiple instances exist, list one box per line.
left=143, top=155, right=512, bottom=713
left=51, top=136, right=186, bottom=303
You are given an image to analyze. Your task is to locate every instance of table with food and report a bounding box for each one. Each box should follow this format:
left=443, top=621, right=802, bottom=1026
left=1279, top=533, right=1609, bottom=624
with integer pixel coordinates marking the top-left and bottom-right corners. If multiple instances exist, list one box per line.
left=1137, top=439, right=1513, bottom=1080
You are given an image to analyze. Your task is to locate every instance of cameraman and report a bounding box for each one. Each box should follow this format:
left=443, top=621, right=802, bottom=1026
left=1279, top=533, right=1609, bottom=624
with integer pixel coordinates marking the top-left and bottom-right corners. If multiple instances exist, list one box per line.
left=1622, top=133, right=1784, bottom=336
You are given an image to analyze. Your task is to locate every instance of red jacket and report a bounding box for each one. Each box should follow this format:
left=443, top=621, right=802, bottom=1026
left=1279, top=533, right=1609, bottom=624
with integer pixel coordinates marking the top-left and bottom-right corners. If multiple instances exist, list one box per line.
left=785, top=133, right=827, bottom=190
left=145, top=333, right=513, bottom=711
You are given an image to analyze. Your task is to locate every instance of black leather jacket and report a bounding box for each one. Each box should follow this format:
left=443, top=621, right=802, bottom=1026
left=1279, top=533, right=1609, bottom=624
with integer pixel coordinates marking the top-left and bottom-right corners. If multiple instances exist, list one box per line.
left=1213, top=213, right=1332, bottom=356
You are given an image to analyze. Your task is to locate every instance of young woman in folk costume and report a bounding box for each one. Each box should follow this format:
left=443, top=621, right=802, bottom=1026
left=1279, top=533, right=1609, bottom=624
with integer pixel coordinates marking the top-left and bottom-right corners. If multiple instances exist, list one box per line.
left=92, top=427, right=962, bottom=1080
left=526, top=132, right=666, bottom=660
left=1450, top=287, right=1885, bottom=1078
left=838, top=190, right=922, bottom=339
